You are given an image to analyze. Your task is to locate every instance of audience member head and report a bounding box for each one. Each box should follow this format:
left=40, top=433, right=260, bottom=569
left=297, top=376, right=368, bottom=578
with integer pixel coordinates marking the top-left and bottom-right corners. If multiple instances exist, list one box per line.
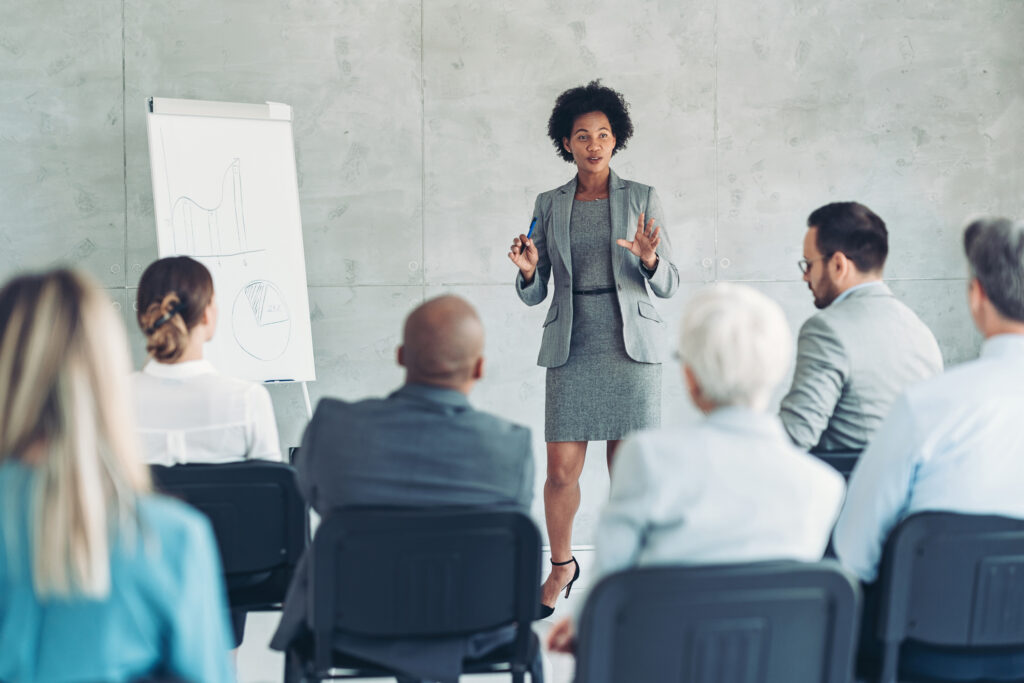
left=398, top=295, right=485, bottom=393
left=0, top=268, right=148, bottom=598
left=136, top=256, right=216, bottom=363
left=548, top=80, right=634, bottom=163
left=679, top=283, right=792, bottom=414
left=963, top=217, right=1024, bottom=337
left=802, top=201, right=888, bottom=308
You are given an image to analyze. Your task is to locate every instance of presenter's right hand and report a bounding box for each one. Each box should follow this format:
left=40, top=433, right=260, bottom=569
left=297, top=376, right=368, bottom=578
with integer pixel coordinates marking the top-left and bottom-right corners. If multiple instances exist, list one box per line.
left=508, top=233, right=539, bottom=282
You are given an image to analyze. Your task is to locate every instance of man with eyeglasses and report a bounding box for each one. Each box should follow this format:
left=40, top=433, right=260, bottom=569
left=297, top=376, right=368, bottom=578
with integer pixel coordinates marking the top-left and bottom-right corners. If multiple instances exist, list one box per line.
left=780, top=201, right=943, bottom=455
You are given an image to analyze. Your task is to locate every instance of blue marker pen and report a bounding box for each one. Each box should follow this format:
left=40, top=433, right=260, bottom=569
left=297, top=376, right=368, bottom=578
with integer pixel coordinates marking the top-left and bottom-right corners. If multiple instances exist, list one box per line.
left=522, top=217, right=537, bottom=258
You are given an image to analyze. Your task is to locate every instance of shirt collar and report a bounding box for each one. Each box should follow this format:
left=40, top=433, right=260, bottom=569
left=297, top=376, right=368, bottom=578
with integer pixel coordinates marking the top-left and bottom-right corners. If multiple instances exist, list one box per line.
left=558, top=168, right=627, bottom=195
left=980, top=334, right=1024, bottom=359
left=705, top=406, right=787, bottom=438
left=391, top=382, right=473, bottom=410
left=142, top=359, right=217, bottom=379
left=832, top=280, right=887, bottom=306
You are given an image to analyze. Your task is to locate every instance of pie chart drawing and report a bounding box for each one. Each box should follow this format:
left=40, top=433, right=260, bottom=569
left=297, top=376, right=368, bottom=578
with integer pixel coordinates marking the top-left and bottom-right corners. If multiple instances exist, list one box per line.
left=232, top=280, right=291, bottom=361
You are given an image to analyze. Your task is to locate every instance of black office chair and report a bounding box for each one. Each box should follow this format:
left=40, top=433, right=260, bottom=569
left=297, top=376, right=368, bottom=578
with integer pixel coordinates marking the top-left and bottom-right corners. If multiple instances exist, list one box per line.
left=573, top=560, right=861, bottom=683
left=870, top=512, right=1024, bottom=683
left=289, top=508, right=542, bottom=683
left=149, top=460, right=308, bottom=610
left=811, top=449, right=862, bottom=480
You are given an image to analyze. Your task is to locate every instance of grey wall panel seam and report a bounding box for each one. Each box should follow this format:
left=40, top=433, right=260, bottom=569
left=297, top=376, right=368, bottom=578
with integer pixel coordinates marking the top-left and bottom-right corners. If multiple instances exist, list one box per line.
left=121, top=0, right=128, bottom=288
left=712, top=0, right=720, bottom=282
left=420, top=0, right=426, bottom=290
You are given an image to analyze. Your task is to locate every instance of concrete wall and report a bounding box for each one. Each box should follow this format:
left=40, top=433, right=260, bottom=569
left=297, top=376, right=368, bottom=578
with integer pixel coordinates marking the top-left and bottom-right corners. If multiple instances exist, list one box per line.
left=2, top=0, right=1021, bottom=544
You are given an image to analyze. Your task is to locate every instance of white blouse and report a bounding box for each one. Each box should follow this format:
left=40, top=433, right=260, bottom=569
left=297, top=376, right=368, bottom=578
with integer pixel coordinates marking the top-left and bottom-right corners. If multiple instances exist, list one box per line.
left=132, top=360, right=282, bottom=466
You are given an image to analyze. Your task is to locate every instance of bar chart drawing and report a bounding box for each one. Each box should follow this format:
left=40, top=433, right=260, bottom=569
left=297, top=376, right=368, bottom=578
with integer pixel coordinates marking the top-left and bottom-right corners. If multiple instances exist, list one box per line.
left=232, top=279, right=291, bottom=361
left=170, top=158, right=262, bottom=257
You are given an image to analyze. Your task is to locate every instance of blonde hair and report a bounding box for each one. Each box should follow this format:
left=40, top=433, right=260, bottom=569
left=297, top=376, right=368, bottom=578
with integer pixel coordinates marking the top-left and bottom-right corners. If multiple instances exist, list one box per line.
left=679, top=283, right=793, bottom=412
left=0, top=268, right=150, bottom=598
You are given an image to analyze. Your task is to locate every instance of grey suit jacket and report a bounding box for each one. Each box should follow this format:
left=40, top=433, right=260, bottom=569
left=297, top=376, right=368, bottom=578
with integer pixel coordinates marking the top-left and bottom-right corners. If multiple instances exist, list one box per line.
left=515, top=169, right=680, bottom=367
left=270, top=383, right=534, bottom=680
left=780, top=282, right=944, bottom=452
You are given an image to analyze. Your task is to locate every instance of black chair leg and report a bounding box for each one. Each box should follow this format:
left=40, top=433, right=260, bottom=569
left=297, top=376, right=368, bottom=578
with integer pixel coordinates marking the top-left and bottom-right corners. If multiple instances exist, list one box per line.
left=528, top=645, right=544, bottom=683
left=283, top=649, right=304, bottom=683
left=879, top=640, right=899, bottom=683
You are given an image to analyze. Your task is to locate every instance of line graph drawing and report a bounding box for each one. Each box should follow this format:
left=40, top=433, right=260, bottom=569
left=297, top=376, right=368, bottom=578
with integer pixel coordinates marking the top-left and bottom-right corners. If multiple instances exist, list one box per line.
left=168, top=157, right=263, bottom=257
left=232, top=279, right=291, bottom=361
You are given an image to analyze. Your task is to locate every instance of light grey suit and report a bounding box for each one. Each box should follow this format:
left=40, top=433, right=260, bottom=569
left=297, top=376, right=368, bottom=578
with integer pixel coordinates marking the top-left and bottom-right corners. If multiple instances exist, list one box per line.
left=515, top=169, right=680, bottom=367
left=780, top=282, right=944, bottom=452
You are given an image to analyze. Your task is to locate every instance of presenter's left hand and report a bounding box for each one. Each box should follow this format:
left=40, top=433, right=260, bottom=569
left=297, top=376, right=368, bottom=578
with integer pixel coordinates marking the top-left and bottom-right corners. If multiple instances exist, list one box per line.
left=617, top=212, right=661, bottom=270
left=546, top=617, right=575, bottom=654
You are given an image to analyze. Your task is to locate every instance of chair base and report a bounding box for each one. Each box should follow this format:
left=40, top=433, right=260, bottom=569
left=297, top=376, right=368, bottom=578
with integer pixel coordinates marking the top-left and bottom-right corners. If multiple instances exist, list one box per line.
left=286, top=633, right=541, bottom=683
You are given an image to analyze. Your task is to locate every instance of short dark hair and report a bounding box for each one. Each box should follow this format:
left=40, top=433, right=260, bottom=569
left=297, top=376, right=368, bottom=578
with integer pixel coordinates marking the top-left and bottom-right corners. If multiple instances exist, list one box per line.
left=807, top=202, right=888, bottom=273
left=964, top=217, right=1024, bottom=322
left=547, top=80, right=634, bottom=163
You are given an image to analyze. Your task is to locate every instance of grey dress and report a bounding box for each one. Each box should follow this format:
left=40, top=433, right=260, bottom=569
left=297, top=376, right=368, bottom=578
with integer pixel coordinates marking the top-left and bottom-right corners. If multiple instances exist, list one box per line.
left=545, top=198, right=661, bottom=442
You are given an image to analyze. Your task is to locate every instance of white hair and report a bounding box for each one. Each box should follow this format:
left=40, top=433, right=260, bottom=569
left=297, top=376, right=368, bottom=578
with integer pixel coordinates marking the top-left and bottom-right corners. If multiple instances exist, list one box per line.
left=679, top=283, right=792, bottom=412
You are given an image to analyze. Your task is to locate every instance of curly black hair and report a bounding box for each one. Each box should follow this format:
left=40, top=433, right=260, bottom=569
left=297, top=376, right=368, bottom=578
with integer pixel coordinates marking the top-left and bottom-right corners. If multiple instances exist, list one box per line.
left=547, top=80, right=634, bottom=163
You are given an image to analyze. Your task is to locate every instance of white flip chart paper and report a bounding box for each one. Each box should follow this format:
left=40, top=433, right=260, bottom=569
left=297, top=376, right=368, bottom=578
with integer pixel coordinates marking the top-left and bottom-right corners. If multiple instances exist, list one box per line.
left=147, top=97, right=315, bottom=382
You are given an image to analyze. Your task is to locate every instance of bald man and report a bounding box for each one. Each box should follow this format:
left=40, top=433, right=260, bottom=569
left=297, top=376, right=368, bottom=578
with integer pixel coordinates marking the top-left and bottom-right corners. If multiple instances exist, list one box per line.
left=271, top=296, right=535, bottom=682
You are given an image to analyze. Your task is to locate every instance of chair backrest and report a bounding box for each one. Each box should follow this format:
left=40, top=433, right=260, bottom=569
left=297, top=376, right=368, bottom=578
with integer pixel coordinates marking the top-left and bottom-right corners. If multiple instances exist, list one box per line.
left=573, top=561, right=861, bottom=683
left=811, top=450, right=861, bottom=480
left=308, top=508, right=540, bottom=671
left=150, top=461, right=307, bottom=594
left=877, top=511, right=1024, bottom=648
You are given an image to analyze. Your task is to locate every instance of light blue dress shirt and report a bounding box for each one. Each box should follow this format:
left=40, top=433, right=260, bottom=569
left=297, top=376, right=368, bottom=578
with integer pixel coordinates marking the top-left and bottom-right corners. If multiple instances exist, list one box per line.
left=576, top=407, right=846, bottom=620
left=0, top=461, right=235, bottom=683
left=834, top=334, right=1024, bottom=582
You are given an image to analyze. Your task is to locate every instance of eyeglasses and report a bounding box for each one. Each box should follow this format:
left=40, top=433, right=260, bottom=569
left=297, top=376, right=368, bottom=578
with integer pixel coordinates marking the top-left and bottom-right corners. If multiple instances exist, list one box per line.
left=797, top=254, right=832, bottom=275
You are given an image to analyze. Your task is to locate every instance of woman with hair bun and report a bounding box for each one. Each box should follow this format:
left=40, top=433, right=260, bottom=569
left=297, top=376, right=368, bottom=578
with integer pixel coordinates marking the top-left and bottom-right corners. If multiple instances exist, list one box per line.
left=133, top=255, right=282, bottom=651
left=134, top=255, right=281, bottom=466
left=508, top=80, right=681, bottom=616
left=0, top=268, right=233, bottom=682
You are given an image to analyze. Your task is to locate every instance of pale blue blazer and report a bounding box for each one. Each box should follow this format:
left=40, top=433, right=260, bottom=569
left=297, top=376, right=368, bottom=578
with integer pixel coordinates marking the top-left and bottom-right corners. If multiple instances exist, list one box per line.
left=515, top=169, right=680, bottom=367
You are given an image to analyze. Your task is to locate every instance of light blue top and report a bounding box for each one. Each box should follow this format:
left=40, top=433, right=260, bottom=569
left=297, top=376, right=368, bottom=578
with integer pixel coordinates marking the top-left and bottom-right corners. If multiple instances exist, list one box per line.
left=834, top=334, right=1024, bottom=582
left=575, top=407, right=846, bottom=620
left=0, top=460, right=234, bottom=683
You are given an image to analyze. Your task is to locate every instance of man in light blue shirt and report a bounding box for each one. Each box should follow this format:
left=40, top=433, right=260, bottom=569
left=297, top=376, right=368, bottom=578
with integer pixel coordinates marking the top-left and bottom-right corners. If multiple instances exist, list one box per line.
left=834, top=217, right=1024, bottom=681
left=834, top=216, right=1024, bottom=580
left=780, top=202, right=943, bottom=453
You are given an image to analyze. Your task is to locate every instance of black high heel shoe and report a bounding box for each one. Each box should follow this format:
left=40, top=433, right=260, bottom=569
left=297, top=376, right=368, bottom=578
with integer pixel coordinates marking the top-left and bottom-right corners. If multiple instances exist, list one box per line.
left=537, top=556, right=581, bottom=619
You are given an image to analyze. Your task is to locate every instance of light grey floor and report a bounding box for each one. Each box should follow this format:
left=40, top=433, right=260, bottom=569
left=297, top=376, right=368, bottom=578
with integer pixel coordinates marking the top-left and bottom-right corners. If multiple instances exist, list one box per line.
left=237, top=551, right=597, bottom=683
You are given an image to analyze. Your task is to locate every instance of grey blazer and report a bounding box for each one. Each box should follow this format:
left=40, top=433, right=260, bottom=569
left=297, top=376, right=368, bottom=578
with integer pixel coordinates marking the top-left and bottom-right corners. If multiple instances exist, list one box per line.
left=270, top=383, right=534, bottom=681
left=515, top=169, right=680, bottom=367
left=780, top=282, right=944, bottom=452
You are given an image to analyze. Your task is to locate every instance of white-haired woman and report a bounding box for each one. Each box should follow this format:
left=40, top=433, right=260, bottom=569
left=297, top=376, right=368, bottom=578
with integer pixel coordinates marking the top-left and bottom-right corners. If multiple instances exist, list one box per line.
left=547, top=283, right=847, bottom=653
left=0, top=269, right=233, bottom=682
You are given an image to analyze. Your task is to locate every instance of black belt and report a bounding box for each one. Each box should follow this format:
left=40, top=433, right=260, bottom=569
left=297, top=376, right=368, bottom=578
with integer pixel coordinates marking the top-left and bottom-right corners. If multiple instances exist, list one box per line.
left=572, top=287, right=616, bottom=296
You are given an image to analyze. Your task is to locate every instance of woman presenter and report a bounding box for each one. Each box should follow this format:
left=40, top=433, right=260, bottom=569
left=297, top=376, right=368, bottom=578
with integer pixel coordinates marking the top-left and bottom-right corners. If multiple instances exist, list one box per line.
left=508, top=80, right=680, bottom=616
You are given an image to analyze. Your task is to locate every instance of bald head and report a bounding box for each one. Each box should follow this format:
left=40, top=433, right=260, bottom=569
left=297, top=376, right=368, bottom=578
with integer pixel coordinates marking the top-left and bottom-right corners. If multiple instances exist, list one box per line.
left=399, top=295, right=485, bottom=391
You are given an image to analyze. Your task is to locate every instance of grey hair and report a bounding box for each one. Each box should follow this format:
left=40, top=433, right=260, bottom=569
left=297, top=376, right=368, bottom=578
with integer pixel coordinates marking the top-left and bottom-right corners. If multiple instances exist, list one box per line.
left=679, top=283, right=792, bottom=412
left=964, top=217, right=1024, bottom=322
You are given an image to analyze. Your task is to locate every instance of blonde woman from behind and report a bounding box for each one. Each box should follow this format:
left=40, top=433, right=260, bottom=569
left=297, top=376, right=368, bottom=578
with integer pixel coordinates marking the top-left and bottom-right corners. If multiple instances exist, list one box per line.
left=0, top=268, right=233, bottom=683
